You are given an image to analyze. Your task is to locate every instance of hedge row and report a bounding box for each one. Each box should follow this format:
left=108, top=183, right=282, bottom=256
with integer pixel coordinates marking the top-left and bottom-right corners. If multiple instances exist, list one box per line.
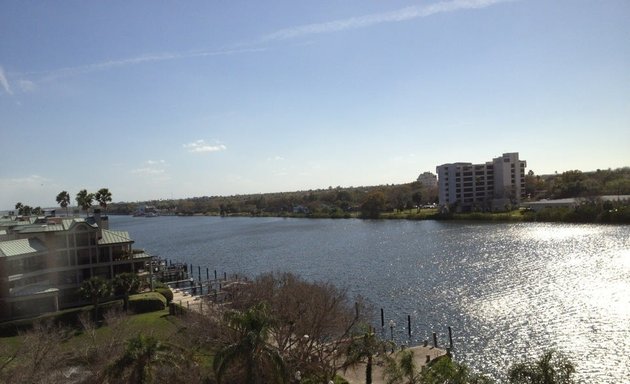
left=128, top=292, right=167, bottom=314
left=0, top=300, right=124, bottom=336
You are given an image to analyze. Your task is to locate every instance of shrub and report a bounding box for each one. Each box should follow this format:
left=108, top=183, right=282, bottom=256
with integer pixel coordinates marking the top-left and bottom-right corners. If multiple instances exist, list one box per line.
left=128, top=292, right=166, bottom=314
left=0, top=299, right=124, bottom=336
left=156, top=287, right=174, bottom=304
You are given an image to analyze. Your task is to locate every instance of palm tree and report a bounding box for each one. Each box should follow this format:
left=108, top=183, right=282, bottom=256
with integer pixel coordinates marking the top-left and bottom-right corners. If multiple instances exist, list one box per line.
left=213, top=302, right=287, bottom=384
left=22, top=205, right=32, bottom=216
left=95, top=188, right=112, bottom=212
left=508, top=350, right=575, bottom=384
left=421, top=356, right=494, bottom=384
left=113, top=273, right=140, bottom=312
left=14, top=202, right=23, bottom=215
left=383, top=349, right=420, bottom=384
left=76, top=189, right=94, bottom=216
left=56, top=191, right=71, bottom=216
left=79, top=276, right=111, bottom=320
left=343, top=327, right=388, bottom=384
left=106, top=334, right=185, bottom=384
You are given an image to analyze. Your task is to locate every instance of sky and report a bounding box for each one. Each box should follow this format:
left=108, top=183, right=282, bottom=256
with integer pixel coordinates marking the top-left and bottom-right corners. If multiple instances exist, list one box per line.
left=1, top=0, right=629, bottom=209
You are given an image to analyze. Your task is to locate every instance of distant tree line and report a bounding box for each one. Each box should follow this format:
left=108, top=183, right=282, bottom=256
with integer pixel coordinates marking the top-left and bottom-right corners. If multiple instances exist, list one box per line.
left=525, top=167, right=630, bottom=200
left=104, top=167, right=629, bottom=220
left=107, top=183, right=439, bottom=219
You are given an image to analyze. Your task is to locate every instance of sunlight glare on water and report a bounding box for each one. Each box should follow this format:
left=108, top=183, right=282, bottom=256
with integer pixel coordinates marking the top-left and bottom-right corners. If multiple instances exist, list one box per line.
left=109, top=217, right=630, bottom=383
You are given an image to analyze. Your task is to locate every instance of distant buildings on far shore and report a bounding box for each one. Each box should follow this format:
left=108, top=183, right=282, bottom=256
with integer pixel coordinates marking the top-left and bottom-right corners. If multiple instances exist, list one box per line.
left=436, top=152, right=526, bottom=212
left=417, top=172, right=438, bottom=189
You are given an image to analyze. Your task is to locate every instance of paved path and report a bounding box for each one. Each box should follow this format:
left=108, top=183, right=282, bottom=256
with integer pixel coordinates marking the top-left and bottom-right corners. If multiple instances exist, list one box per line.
left=171, top=288, right=209, bottom=314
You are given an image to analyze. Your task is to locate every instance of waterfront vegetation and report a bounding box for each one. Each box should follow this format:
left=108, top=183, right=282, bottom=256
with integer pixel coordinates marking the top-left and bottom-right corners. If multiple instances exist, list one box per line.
left=99, top=167, right=629, bottom=223
left=8, top=168, right=629, bottom=224
left=0, top=273, right=578, bottom=384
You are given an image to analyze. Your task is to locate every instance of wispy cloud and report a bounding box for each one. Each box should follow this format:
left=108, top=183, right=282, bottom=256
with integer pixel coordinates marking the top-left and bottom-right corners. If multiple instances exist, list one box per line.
left=131, top=167, right=166, bottom=176
left=130, top=160, right=170, bottom=180
left=0, top=66, right=12, bottom=95
left=17, top=47, right=267, bottom=82
left=18, top=79, right=36, bottom=92
left=183, top=140, right=227, bottom=154
left=261, top=0, right=511, bottom=41
left=6, top=0, right=509, bottom=88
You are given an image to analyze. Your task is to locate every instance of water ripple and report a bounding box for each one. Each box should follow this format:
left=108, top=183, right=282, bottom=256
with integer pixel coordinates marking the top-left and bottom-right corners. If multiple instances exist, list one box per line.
left=110, top=217, right=629, bottom=383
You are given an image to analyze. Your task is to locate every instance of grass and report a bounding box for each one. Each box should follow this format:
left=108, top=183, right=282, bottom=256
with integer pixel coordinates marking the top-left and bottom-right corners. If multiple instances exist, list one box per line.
left=1, top=308, right=217, bottom=378
left=1, top=308, right=179, bottom=353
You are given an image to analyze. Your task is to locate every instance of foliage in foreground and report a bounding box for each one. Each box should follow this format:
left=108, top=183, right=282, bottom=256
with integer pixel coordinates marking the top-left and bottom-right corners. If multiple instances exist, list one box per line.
left=508, top=350, right=576, bottom=384
left=0, top=273, right=581, bottom=384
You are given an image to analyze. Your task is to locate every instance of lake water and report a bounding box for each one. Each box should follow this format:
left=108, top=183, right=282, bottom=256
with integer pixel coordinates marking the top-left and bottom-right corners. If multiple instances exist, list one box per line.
left=109, top=215, right=630, bottom=383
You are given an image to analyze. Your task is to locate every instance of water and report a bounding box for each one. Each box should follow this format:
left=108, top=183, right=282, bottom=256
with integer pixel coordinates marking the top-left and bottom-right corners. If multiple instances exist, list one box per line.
left=109, top=215, right=630, bottom=382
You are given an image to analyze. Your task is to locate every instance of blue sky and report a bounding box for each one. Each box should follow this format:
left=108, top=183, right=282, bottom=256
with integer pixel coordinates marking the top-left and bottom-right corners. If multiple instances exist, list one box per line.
left=1, top=0, right=629, bottom=209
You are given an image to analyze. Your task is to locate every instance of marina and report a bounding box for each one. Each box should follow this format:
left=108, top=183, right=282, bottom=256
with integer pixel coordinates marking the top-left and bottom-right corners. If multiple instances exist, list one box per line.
left=111, top=215, right=630, bottom=382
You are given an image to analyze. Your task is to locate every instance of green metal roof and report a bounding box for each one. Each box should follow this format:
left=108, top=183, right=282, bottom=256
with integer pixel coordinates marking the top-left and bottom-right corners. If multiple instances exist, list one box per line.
left=99, top=229, right=132, bottom=245
left=0, top=238, right=47, bottom=257
left=15, top=224, right=66, bottom=233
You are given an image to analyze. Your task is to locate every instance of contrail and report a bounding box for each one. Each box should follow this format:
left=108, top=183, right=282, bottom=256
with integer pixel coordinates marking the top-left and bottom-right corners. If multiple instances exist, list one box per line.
left=261, top=0, right=513, bottom=42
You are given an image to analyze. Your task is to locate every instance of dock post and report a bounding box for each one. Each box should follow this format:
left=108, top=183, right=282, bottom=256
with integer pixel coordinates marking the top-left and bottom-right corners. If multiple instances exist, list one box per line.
left=380, top=308, right=384, bottom=327
left=198, top=266, right=201, bottom=281
left=408, top=315, right=411, bottom=338
left=206, top=268, right=209, bottom=281
left=214, top=270, right=217, bottom=280
left=355, top=302, right=359, bottom=319
left=448, top=326, right=453, bottom=349
left=432, top=332, right=438, bottom=348
left=224, top=271, right=227, bottom=280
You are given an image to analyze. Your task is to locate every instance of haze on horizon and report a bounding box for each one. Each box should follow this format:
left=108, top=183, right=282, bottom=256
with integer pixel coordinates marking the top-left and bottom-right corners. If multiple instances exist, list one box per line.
left=1, top=0, right=629, bottom=209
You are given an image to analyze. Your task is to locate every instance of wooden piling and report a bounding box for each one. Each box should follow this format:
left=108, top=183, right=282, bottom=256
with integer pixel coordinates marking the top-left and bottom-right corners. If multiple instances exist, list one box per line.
left=407, top=315, right=411, bottom=338
left=448, top=326, right=453, bottom=349
left=380, top=308, right=384, bottom=327
left=432, top=332, right=438, bottom=348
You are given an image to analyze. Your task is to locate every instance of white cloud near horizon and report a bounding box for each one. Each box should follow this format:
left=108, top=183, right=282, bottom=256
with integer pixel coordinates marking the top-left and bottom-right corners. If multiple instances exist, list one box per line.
left=0, top=66, right=12, bottom=95
left=261, top=0, right=512, bottom=41
left=183, top=140, right=227, bottom=154
left=131, top=167, right=166, bottom=175
left=130, top=160, right=170, bottom=181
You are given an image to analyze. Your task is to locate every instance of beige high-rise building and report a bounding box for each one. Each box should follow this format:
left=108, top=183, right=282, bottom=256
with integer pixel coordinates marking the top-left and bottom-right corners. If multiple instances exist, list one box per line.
left=436, top=152, right=526, bottom=212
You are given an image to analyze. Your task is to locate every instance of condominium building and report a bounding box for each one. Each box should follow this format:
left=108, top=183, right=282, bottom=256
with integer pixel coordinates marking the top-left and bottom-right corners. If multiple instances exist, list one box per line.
left=0, top=211, right=151, bottom=321
left=436, top=152, right=527, bottom=212
left=417, top=171, right=438, bottom=188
